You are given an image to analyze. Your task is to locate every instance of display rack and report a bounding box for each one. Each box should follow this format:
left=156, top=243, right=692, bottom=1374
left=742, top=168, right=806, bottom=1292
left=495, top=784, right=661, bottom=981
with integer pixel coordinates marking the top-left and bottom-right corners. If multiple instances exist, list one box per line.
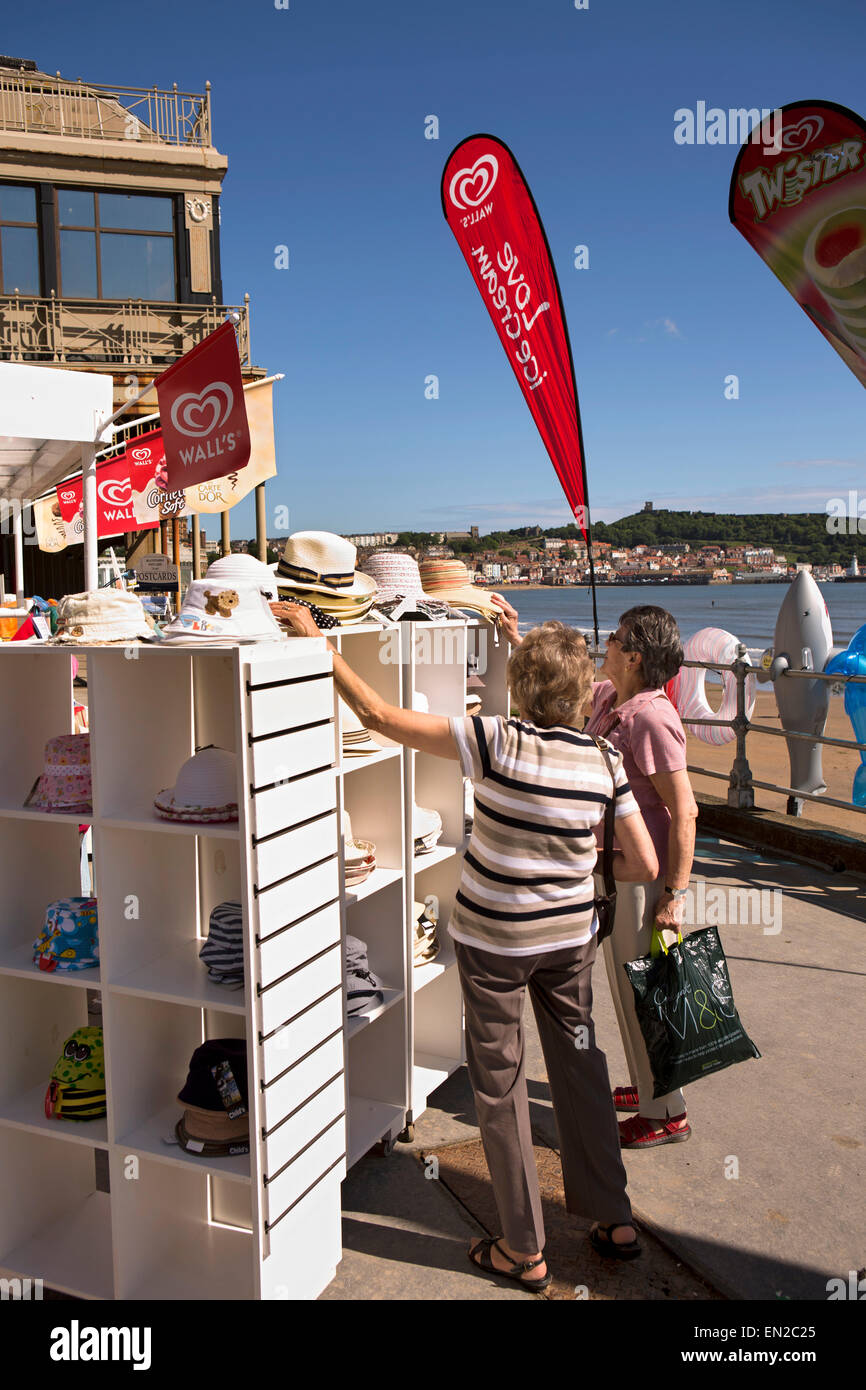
left=0, top=616, right=506, bottom=1299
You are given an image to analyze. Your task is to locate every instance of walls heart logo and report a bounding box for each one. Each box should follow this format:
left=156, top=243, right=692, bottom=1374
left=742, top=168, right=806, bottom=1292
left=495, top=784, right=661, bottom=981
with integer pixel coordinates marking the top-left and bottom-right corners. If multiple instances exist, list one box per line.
left=170, top=382, right=234, bottom=438
left=97, top=477, right=132, bottom=507
left=449, top=155, right=499, bottom=209
left=130, top=446, right=152, bottom=462
left=778, top=115, right=825, bottom=151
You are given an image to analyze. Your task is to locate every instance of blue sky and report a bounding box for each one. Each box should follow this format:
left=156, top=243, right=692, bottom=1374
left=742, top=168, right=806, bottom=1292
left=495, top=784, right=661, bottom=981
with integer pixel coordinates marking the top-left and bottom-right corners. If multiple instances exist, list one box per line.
left=7, top=0, right=866, bottom=536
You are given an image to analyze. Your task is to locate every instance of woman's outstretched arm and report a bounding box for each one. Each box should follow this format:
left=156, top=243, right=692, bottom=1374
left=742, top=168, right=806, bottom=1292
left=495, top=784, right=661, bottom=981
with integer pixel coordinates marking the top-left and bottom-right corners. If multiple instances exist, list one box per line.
left=272, top=601, right=459, bottom=760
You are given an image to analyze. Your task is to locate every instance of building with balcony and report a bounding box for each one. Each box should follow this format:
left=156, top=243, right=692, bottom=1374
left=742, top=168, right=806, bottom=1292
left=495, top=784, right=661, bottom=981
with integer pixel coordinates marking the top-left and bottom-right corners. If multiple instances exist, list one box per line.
left=0, top=55, right=255, bottom=414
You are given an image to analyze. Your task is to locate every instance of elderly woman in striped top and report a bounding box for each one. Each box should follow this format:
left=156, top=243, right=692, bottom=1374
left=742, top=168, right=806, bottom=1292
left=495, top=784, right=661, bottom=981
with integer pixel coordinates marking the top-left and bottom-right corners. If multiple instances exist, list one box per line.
left=276, top=600, right=658, bottom=1293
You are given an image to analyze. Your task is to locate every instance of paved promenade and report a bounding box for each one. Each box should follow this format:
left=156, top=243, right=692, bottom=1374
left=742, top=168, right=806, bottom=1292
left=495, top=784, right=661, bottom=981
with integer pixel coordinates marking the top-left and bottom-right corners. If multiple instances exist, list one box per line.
left=322, top=834, right=866, bottom=1301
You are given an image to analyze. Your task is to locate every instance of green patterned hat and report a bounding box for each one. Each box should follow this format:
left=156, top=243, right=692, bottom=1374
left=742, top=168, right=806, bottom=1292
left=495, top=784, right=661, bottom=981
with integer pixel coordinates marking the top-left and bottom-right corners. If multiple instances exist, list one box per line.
left=45, top=1026, right=106, bottom=1121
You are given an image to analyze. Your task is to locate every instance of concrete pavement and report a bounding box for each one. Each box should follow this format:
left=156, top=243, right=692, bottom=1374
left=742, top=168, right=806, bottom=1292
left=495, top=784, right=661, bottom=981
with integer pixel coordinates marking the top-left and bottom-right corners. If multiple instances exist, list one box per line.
left=322, top=835, right=866, bottom=1301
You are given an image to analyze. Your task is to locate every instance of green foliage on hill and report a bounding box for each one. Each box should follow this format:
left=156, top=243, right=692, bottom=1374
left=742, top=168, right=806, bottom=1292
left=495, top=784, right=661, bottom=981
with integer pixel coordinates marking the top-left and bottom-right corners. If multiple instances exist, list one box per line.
left=540, top=511, right=858, bottom=565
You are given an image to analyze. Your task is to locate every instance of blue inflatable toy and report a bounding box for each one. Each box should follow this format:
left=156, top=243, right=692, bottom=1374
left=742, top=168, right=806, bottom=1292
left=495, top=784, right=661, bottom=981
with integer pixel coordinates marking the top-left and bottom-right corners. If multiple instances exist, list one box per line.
left=825, top=623, right=866, bottom=807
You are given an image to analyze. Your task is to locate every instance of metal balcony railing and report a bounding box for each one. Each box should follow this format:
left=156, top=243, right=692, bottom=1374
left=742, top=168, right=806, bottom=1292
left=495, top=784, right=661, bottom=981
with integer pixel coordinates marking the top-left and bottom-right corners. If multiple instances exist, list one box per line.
left=586, top=647, right=866, bottom=819
left=0, top=292, right=250, bottom=368
left=0, top=73, right=211, bottom=146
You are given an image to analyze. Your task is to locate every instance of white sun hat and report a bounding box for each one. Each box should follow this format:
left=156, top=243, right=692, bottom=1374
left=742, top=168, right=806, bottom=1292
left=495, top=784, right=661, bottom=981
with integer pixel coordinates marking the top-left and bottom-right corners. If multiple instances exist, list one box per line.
left=154, top=747, right=239, bottom=823
left=273, top=531, right=378, bottom=600
left=205, top=553, right=277, bottom=597
left=340, top=700, right=382, bottom=756
left=360, top=551, right=425, bottom=603
left=51, top=590, right=154, bottom=644
left=160, top=578, right=285, bottom=646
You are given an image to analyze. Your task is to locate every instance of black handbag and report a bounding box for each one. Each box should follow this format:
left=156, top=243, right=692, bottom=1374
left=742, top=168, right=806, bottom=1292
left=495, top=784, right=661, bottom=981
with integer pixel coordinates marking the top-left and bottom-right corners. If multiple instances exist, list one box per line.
left=590, top=736, right=618, bottom=944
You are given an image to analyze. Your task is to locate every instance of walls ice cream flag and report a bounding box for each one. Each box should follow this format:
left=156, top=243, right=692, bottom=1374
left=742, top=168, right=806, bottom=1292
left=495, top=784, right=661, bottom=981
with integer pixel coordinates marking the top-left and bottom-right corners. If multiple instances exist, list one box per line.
left=730, top=101, right=866, bottom=389
left=56, top=456, right=158, bottom=539
left=441, top=134, right=590, bottom=534
left=183, top=377, right=278, bottom=514
left=123, top=431, right=190, bottom=524
left=155, top=320, right=250, bottom=490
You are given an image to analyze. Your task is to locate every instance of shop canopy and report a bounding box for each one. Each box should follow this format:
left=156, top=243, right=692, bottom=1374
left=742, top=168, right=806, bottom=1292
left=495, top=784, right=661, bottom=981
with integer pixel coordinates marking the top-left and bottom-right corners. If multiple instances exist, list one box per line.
left=0, top=362, right=113, bottom=602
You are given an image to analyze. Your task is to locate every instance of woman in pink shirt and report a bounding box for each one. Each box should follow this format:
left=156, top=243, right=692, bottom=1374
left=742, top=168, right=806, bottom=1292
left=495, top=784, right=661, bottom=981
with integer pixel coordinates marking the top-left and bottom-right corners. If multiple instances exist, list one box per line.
left=584, top=606, right=698, bottom=1148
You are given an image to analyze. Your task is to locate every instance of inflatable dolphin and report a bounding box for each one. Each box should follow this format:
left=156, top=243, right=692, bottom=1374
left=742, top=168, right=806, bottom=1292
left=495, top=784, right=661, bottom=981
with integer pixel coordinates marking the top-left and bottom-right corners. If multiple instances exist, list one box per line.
left=825, top=622, right=866, bottom=807
left=767, top=571, right=834, bottom=796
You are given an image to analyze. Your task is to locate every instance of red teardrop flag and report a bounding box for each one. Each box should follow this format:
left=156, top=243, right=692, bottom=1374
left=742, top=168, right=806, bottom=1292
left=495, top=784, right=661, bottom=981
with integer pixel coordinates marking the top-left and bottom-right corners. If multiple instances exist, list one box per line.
left=441, top=134, right=590, bottom=536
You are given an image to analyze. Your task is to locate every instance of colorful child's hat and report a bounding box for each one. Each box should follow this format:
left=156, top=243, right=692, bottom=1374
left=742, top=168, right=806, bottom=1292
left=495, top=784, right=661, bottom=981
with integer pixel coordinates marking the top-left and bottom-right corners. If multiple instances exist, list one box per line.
left=45, top=1026, right=106, bottom=1121
left=33, top=898, right=99, bottom=973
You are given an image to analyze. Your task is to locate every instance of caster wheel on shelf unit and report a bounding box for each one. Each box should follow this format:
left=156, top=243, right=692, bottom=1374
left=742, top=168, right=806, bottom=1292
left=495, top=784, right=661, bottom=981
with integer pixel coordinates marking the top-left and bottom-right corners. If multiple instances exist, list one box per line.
left=398, top=1123, right=415, bottom=1144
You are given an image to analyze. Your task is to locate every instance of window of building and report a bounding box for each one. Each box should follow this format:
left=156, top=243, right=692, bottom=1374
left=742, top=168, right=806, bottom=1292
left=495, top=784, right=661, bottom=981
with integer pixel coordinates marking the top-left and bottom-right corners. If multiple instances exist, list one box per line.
left=57, top=189, right=176, bottom=301
left=0, top=184, right=41, bottom=295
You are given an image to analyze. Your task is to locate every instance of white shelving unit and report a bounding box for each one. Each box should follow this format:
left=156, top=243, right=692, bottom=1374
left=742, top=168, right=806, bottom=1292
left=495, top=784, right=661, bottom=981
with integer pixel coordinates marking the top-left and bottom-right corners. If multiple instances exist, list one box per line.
left=0, top=615, right=507, bottom=1299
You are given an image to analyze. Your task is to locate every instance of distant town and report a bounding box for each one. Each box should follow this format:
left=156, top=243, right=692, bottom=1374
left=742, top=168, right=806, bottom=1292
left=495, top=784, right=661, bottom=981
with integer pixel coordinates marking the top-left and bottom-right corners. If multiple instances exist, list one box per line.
left=240, top=504, right=863, bottom=587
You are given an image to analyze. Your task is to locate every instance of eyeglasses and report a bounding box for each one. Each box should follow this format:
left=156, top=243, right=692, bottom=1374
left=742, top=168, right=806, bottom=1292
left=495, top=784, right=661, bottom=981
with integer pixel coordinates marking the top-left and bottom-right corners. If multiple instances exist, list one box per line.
left=607, top=630, right=628, bottom=647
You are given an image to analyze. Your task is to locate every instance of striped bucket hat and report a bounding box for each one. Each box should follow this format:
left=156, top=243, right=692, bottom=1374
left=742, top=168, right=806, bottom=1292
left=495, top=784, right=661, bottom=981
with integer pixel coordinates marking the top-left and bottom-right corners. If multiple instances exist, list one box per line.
left=199, top=901, right=245, bottom=988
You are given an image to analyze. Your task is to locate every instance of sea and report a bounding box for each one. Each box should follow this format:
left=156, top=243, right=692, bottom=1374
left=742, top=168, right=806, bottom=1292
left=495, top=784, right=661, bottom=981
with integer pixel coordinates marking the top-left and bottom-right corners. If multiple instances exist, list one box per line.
left=510, top=581, right=866, bottom=651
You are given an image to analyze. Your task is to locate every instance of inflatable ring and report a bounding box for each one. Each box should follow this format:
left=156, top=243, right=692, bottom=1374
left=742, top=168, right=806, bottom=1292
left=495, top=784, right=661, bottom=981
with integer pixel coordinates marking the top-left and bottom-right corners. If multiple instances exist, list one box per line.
left=668, top=627, right=756, bottom=746
left=825, top=622, right=866, bottom=807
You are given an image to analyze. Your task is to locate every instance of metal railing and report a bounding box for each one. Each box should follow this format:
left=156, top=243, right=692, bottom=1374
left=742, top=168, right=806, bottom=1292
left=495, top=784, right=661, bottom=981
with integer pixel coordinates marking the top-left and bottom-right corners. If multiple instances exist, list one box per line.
left=587, top=647, right=866, bottom=819
left=0, top=73, right=211, bottom=146
left=0, top=292, right=250, bottom=368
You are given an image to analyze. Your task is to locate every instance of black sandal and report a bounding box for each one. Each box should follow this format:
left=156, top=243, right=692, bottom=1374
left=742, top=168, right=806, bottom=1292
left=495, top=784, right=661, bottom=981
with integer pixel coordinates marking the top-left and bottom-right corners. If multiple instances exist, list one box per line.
left=468, top=1237, right=552, bottom=1291
left=589, top=1222, right=641, bottom=1261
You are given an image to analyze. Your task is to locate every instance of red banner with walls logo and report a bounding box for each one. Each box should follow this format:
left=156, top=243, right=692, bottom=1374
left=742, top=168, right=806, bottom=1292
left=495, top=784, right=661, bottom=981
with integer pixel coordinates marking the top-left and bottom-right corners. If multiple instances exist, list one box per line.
left=56, top=456, right=158, bottom=539
left=155, top=320, right=251, bottom=490
left=123, top=430, right=189, bottom=522
left=730, top=101, right=866, bottom=390
left=441, top=135, right=590, bottom=535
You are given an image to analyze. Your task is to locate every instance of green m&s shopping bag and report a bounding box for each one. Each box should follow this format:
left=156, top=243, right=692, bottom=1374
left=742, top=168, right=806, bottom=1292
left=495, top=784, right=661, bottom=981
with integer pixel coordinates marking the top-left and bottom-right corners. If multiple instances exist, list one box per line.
left=623, top=926, right=760, bottom=1098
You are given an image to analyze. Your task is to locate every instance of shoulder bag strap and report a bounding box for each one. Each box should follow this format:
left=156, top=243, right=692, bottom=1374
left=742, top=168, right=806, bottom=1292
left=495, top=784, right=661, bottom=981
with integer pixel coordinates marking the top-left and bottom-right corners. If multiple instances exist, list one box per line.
left=590, top=736, right=617, bottom=900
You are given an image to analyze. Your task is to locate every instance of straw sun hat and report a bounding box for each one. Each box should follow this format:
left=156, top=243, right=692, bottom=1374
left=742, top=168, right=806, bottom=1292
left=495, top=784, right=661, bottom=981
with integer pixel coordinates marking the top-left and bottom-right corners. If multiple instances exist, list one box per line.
left=154, top=747, right=239, bottom=823
left=418, top=559, right=500, bottom=619
left=273, top=532, right=377, bottom=601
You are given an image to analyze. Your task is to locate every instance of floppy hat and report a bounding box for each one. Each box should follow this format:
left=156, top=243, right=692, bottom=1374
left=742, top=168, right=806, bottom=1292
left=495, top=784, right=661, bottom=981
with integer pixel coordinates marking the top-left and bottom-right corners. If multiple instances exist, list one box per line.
left=280, top=584, right=376, bottom=627
left=360, top=551, right=425, bottom=603
left=199, top=901, right=244, bottom=988
left=176, top=1037, right=250, bottom=1155
left=342, top=810, right=376, bottom=883
left=26, top=734, right=92, bottom=814
left=340, top=700, right=382, bottom=756
left=419, top=558, right=500, bottom=619
left=345, top=934, right=385, bottom=1017
left=273, top=531, right=378, bottom=600
left=414, top=803, right=443, bottom=854
left=154, top=746, right=238, bottom=823
left=51, top=590, right=154, bottom=644
left=413, top=896, right=440, bottom=966
left=161, top=578, right=284, bottom=646
left=205, top=552, right=277, bottom=598
left=45, top=1026, right=106, bottom=1121
left=34, top=897, right=99, bottom=973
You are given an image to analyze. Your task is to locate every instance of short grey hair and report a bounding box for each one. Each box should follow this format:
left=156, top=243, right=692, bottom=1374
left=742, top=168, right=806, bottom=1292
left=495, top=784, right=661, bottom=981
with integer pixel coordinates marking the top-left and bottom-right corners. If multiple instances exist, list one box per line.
left=619, top=606, right=684, bottom=689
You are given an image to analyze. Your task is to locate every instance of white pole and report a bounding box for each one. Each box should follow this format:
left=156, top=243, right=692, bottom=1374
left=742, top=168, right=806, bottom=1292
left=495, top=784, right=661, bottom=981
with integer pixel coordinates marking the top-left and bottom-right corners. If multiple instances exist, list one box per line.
left=13, top=504, right=25, bottom=606
left=82, top=441, right=98, bottom=591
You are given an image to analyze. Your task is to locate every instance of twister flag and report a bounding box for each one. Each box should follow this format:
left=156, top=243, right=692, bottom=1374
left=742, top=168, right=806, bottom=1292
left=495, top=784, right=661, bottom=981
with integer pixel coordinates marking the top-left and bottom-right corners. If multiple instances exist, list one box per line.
left=155, top=320, right=251, bottom=490
left=730, top=101, right=866, bottom=389
left=441, top=134, right=590, bottom=534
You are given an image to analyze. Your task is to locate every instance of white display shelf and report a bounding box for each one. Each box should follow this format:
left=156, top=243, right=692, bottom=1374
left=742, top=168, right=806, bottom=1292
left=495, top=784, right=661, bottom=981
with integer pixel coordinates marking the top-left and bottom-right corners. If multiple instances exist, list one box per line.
left=340, top=746, right=401, bottom=775
left=344, top=865, right=403, bottom=905
left=0, top=804, right=92, bottom=824
left=346, top=987, right=403, bottom=1039
left=110, top=939, right=246, bottom=1014
left=0, top=1083, right=109, bottom=1147
left=412, top=842, right=462, bottom=873
left=116, top=1106, right=252, bottom=1183
left=413, top=1053, right=459, bottom=1105
left=0, top=941, right=99, bottom=986
left=0, top=1191, right=113, bottom=1301
left=347, top=1096, right=404, bottom=1168
left=412, top=938, right=456, bottom=991
left=123, top=1222, right=255, bottom=1301
left=99, top=812, right=240, bottom=839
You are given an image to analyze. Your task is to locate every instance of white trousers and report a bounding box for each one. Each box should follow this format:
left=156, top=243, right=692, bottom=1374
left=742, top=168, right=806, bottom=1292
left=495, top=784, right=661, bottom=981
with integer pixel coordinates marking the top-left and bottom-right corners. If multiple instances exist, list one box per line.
left=599, top=873, right=687, bottom=1120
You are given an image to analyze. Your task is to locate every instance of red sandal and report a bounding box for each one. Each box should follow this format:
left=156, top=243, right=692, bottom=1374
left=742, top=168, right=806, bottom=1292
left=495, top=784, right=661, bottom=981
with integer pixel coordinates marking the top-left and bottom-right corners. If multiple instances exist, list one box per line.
left=612, top=1086, right=639, bottom=1111
left=619, top=1112, right=691, bottom=1149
